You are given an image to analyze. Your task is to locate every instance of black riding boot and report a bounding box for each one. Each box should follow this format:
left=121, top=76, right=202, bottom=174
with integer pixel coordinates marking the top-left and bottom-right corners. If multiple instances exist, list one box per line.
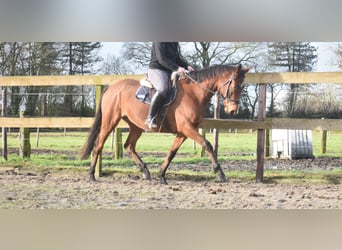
left=145, top=92, right=164, bottom=129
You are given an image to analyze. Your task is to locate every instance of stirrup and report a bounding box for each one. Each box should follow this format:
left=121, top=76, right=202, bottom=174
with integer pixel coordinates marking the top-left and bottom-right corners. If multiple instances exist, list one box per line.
left=145, top=117, right=158, bottom=129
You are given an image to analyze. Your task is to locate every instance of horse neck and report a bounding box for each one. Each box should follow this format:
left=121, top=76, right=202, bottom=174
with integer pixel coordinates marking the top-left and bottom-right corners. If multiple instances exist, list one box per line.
left=202, top=72, right=231, bottom=94
left=185, top=77, right=219, bottom=105
left=181, top=71, right=232, bottom=104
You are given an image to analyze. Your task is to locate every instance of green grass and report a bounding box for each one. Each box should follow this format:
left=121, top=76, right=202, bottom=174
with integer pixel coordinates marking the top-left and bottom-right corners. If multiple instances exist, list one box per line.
left=5, top=129, right=340, bottom=158
left=312, top=130, right=342, bottom=157
left=1, top=129, right=341, bottom=184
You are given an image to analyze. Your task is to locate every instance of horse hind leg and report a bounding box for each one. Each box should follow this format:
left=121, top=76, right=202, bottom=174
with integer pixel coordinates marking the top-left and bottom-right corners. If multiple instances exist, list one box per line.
left=124, top=124, right=151, bottom=181
left=88, top=127, right=113, bottom=181
left=89, top=118, right=120, bottom=182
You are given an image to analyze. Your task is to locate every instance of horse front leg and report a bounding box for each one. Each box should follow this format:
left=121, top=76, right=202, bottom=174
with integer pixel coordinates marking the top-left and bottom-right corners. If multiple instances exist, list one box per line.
left=185, top=128, right=227, bottom=183
left=201, top=138, right=227, bottom=183
left=159, top=135, right=187, bottom=184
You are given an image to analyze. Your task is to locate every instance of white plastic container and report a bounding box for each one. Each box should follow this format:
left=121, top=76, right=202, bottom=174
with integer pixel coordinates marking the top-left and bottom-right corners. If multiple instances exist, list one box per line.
left=271, top=129, right=314, bottom=159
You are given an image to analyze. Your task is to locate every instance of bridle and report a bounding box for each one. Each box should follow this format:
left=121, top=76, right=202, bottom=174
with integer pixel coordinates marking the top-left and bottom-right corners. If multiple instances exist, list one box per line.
left=183, top=72, right=242, bottom=105
left=221, top=76, right=243, bottom=105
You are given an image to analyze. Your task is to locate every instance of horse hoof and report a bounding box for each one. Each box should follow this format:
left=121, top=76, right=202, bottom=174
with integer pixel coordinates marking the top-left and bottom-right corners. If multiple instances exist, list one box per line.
left=89, top=175, right=96, bottom=182
left=220, top=177, right=228, bottom=183
left=142, top=169, right=152, bottom=181
left=142, top=173, right=152, bottom=181
left=217, top=172, right=227, bottom=183
left=160, top=177, right=168, bottom=185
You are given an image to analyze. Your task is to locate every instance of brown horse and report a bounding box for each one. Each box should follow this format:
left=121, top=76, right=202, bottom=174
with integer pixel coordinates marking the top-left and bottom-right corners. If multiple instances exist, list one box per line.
left=81, top=64, right=250, bottom=184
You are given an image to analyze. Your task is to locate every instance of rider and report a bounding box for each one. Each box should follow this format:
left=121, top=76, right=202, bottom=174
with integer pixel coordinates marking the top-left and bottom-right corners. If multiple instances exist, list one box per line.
left=145, top=42, right=194, bottom=129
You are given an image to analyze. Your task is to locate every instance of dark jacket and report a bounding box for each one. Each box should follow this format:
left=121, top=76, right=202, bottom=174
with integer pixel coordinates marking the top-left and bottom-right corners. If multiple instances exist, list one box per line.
left=149, top=42, right=189, bottom=74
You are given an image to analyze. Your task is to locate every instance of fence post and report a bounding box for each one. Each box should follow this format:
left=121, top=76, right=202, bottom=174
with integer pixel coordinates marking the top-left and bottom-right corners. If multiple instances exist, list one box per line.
left=321, top=130, right=327, bottom=154
left=198, top=128, right=206, bottom=157
left=2, top=88, right=7, bottom=160
left=36, top=128, right=40, bottom=147
left=114, top=127, right=123, bottom=159
left=256, top=84, right=266, bottom=183
left=95, top=85, right=103, bottom=178
left=265, top=129, right=270, bottom=157
left=19, top=111, right=31, bottom=158
left=213, top=92, right=220, bottom=156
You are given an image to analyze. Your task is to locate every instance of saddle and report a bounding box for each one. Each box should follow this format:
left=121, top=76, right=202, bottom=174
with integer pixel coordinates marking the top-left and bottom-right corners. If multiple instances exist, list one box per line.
left=135, top=72, right=179, bottom=106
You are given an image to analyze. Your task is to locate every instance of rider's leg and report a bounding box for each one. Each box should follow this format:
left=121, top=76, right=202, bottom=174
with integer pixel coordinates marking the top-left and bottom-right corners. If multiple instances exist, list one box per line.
left=145, top=92, right=164, bottom=129
left=145, top=69, right=170, bottom=129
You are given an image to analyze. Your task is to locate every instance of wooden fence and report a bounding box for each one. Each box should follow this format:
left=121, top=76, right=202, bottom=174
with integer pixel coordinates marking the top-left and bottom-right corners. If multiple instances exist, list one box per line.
left=1, top=73, right=342, bottom=182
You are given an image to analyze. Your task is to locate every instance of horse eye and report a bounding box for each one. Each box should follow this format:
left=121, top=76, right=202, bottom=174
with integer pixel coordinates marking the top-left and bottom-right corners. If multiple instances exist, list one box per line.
left=234, top=85, right=242, bottom=90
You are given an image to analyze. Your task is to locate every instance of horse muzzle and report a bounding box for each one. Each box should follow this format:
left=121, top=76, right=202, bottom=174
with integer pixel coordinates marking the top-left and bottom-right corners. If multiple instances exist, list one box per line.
left=225, top=108, right=239, bottom=116
left=224, top=100, right=239, bottom=116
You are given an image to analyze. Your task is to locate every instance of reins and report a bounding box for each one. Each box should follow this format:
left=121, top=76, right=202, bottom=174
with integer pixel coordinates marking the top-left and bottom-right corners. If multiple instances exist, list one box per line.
left=182, top=71, right=239, bottom=104
left=183, top=72, right=216, bottom=95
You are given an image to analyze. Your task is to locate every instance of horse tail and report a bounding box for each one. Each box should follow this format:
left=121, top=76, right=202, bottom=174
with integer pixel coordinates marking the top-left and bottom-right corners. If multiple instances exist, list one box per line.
left=80, top=92, right=104, bottom=160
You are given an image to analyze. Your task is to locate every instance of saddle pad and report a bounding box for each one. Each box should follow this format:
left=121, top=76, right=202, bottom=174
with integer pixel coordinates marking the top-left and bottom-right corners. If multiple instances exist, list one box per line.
left=135, top=85, right=177, bottom=107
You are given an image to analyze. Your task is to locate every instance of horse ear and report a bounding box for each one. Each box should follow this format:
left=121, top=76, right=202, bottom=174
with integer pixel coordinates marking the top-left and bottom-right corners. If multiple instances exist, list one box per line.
left=237, top=64, right=242, bottom=71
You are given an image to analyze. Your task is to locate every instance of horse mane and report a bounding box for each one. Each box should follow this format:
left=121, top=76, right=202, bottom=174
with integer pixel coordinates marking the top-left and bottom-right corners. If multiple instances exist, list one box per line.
left=187, top=64, right=237, bottom=83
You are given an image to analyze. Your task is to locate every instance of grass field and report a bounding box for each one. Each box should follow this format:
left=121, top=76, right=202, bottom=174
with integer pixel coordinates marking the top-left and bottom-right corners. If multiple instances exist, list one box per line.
left=1, top=129, right=341, bottom=161
left=1, top=129, right=341, bottom=183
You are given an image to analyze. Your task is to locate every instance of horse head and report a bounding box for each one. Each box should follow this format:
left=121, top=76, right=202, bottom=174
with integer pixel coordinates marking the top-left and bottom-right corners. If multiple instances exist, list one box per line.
left=221, top=64, right=250, bottom=116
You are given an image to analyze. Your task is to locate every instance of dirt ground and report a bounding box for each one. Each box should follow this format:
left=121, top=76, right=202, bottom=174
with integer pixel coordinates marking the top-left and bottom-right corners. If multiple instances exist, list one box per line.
left=0, top=158, right=341, bottom=209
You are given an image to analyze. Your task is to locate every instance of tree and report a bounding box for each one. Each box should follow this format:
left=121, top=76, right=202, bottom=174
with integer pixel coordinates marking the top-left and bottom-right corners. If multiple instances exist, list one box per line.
left=0, top=42, right=25, bottom=116
left=0, top=42, right=63, bottom=116
left=1, top=42, right=102, bottom=117
left=122, top=42, right=152, bottom=70
left=58, top=42, right=102, bottom=116
left=185, top=42, right=260, bottom=69
left=121, top=42, right=263, bottom=119
left=268, top=42, right=318, bottom=117
left=334, top=43, right=342, bottom=68
left=24, top=42, right=61, bottom=116
left=319, top=43, right=342, bottom=118
left=102, top=55, right=133, bottom=74
left=184, top=42, right=262, bottom=119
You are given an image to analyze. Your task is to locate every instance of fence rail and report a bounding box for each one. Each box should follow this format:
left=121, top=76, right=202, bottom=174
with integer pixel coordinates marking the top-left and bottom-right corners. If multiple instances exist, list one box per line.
left=2, top=72, right=342, bottom=87
left=1, top=117, right=342, bottom=131
left=1, top=72, right=342, bottom=182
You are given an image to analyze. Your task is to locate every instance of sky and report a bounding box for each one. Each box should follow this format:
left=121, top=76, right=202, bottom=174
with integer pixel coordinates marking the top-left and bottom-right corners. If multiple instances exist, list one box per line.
left=314, top=42, right=339, bottom=71
left=99, top=42, right=340, bottom=72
